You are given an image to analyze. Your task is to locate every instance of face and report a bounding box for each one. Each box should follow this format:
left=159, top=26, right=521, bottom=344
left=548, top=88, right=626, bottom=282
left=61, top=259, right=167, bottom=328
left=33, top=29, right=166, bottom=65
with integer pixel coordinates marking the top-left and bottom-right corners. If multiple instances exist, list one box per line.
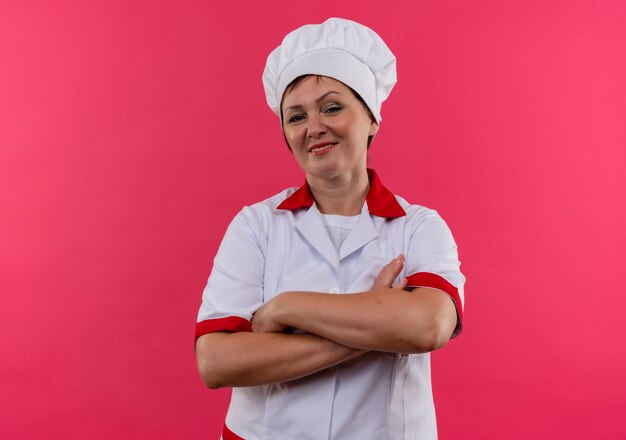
left=281, top=76, right=378, bottom=180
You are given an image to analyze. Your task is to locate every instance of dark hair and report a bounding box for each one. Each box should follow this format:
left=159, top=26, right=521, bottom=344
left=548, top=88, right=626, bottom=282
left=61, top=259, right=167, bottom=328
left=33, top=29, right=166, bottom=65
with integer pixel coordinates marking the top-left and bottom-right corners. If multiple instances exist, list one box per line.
left=280, top=75, right=377, bottom=150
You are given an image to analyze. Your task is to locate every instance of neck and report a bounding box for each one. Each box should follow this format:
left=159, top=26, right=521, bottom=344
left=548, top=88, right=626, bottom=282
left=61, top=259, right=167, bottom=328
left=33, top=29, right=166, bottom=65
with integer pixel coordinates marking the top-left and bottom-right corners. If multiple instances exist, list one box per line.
left=307, top=168, right=370, bottom=216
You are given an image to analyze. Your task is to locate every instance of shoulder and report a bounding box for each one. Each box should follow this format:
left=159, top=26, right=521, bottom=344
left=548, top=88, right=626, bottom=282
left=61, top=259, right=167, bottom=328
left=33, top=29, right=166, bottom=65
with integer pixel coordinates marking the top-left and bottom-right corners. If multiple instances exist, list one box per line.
left=231, top=187, right=299, bottom=231
left=390, top=195, right=459, bottom=248
left=393, top=195, right=447, bottom=228
left=217, top=187, right=298, bottom=253
left=240, top=187, right=298, bottom=218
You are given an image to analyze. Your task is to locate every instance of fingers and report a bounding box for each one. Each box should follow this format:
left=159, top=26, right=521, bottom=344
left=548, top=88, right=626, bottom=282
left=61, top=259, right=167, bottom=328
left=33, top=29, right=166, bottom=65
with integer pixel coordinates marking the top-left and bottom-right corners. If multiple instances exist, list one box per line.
left=373, top=254, right=406, bottom=289
left=392, top=276, right=408, bottom=290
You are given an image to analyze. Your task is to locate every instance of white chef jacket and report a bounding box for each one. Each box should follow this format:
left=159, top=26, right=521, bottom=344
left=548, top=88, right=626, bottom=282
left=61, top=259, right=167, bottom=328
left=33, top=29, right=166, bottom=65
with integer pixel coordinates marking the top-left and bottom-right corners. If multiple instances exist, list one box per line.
left=196, top=169, right=465, bottom=440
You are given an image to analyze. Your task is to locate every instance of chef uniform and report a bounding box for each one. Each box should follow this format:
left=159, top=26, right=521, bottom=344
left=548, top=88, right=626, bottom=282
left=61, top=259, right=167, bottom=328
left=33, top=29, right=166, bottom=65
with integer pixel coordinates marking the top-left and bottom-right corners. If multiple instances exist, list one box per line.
left=196, top=18, right=466, bottom=440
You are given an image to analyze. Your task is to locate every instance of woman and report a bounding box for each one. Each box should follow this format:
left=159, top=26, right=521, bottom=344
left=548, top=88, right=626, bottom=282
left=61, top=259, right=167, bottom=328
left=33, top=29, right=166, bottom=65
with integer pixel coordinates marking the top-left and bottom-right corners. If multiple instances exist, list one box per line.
left=195, top=18, right=465, bottom=440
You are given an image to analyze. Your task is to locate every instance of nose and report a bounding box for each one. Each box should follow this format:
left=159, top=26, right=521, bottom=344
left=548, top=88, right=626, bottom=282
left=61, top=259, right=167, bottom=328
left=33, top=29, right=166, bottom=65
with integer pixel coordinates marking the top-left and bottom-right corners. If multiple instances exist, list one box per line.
left=306, top=114, right=327, bottom=138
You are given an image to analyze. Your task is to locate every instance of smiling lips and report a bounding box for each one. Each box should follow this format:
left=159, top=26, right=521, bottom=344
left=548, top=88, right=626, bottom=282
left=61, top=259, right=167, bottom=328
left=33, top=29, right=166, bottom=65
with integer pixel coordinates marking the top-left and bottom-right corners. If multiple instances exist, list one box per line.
left=308, top=142, right=337, bottom=155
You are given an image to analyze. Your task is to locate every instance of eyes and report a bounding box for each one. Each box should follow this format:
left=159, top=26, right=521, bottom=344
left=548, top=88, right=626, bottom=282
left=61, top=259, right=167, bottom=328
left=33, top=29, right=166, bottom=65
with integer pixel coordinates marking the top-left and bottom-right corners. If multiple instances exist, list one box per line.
left=286, top=104, right=343, bottom=124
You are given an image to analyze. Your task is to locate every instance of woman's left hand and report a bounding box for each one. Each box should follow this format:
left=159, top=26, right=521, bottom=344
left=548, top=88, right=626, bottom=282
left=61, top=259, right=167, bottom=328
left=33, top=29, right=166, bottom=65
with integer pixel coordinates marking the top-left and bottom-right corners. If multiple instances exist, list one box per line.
left=371, top=254, right=408, bottom=291
left=252, top=254, right=409, bottom=334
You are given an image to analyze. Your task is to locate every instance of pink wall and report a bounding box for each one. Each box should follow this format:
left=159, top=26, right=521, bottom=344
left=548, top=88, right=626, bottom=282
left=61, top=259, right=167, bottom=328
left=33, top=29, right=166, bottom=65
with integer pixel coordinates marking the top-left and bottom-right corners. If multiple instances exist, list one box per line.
left=1, top=1, right=625, bottom=438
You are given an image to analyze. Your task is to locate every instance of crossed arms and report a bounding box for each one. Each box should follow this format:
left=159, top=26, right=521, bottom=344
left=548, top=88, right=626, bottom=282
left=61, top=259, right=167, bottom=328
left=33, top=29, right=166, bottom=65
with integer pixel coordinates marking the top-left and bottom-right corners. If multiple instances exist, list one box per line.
left=195, top=255, right=458, bottom=389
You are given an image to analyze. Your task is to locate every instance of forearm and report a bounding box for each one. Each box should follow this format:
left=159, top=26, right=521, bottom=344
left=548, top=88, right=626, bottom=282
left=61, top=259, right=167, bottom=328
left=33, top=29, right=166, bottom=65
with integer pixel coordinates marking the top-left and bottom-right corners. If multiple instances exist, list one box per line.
left=272, top=288, right=457, bottom=353
left=195, top=331, right=363, bottom=389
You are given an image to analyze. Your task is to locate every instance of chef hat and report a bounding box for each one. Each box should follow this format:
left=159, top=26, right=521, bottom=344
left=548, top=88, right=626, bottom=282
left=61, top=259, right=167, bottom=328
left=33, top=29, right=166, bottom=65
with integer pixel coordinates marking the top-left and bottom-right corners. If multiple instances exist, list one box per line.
left=262, top=17, right=397, bottom=123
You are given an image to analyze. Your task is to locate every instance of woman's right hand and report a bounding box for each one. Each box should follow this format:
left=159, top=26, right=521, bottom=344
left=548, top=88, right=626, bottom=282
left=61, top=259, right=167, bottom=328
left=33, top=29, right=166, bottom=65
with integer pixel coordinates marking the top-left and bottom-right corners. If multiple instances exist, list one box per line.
left=371, top=254, right=408, bottom=291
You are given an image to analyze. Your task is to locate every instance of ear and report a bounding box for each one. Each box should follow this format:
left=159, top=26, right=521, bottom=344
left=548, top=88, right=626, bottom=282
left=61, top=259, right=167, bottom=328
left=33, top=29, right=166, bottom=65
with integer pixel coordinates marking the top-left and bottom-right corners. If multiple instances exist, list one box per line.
left=369, top=120, right=379, bottom=136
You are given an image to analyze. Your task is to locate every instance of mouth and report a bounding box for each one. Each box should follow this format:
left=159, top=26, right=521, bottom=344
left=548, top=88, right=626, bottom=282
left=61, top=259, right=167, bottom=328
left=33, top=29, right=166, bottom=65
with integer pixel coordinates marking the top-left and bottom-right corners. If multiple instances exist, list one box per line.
left=308, top=142, right=337, bottom=154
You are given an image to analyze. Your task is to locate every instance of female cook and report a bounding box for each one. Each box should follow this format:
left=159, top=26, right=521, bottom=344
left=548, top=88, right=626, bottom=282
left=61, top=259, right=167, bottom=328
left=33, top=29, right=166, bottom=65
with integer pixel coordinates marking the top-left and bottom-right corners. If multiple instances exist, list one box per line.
left=195, top=17, right=465, bottom=440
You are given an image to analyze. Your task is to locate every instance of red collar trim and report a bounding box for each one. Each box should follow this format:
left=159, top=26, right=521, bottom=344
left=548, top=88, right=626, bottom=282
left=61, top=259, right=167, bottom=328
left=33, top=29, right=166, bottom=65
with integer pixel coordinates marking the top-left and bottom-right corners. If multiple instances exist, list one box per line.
left=277, top=169, right=406, bottom=218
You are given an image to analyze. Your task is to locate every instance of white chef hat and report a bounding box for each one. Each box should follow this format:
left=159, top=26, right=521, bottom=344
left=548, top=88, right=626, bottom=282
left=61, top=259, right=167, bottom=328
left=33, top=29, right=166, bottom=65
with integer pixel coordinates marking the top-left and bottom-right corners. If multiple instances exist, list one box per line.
left=262, top=17, right=397, bottom=123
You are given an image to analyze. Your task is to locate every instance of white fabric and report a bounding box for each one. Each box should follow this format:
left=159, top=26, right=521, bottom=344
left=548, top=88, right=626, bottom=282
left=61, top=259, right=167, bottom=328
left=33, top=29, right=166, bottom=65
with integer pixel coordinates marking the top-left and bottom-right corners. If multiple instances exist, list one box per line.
left=197, top=187, right=465, bottom=440
left=262, top=17, right=397, bottom=123
left=322, top=213, right=360, bottom=251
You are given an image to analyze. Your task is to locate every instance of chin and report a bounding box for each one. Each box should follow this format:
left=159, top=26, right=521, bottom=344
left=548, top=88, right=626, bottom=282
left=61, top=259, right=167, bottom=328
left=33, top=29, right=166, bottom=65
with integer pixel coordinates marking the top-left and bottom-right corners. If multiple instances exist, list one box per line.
left=308, top=163, right=363, bottom=182
left=305, top=161, right=342, bottom=177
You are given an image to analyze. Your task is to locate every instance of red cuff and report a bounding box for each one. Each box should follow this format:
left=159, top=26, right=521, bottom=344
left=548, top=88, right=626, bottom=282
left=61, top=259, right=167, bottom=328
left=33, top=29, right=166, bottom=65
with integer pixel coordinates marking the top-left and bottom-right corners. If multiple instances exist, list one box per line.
left=405, top=272, right=463, bottom=333
left=195, top=316, right=251, bottom=340
left=223, top=424, right=244, bottom=440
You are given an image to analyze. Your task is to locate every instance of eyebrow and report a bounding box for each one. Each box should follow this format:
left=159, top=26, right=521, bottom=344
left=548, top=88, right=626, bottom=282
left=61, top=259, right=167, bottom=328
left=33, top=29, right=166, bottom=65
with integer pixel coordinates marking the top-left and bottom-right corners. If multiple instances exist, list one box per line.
left=283, top=91, right=341, bottom=112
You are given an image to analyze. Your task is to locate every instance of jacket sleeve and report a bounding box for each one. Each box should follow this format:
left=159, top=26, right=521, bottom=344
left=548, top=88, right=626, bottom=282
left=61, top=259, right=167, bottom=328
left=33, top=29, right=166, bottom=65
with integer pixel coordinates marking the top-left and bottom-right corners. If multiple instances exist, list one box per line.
left=195, top=207, right=265, bottom=341
left=403, top=208, right=465, bottom=338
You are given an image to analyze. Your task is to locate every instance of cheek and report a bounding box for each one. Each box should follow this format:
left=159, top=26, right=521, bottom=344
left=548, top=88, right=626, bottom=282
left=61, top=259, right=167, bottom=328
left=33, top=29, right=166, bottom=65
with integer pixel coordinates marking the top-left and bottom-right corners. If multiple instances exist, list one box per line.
left=284, top=130, right=295, bottom=143
left=283, top=127, right=303, bottom=148
left=347, top=125, right=371, bottom=147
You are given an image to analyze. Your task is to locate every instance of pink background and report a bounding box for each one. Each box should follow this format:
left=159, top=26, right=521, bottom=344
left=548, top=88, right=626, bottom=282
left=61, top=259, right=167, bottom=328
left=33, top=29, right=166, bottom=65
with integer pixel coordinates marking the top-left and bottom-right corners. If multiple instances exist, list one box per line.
left=1, top=1, right=625, bottom=439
